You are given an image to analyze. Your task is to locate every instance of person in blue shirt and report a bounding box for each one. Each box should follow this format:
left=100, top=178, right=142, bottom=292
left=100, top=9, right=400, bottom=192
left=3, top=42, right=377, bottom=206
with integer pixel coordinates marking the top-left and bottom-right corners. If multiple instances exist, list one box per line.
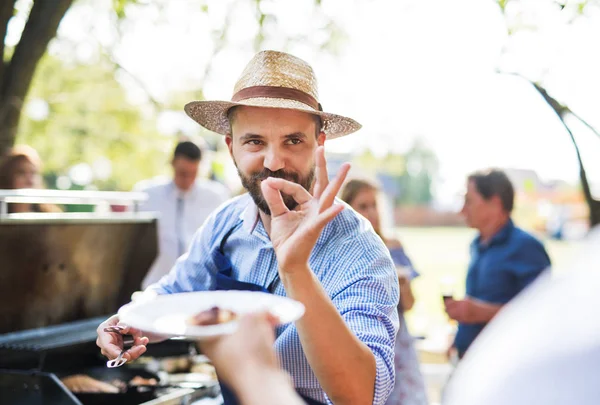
left=445, top=169, right=551, bottom=359
left=97, top=50, right=399, bottom=405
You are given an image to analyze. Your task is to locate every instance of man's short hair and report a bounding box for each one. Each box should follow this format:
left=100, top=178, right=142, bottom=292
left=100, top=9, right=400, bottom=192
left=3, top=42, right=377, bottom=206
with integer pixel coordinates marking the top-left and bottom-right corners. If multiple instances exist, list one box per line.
left=227, top=107, right=322, bottom=138
left=468, top=169, right=515, bottom=213
left=173, top=141, right=201, bottom=161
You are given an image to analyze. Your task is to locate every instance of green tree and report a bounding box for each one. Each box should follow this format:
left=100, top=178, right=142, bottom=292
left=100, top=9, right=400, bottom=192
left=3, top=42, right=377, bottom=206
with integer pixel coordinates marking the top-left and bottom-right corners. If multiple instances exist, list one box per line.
left=1, top=0, right=73, bottom=156
left=398, top=139, right=438, bottom=206
left=0, top=0, right=340, bottom=158
left=19, top=53, right=169, bottom=191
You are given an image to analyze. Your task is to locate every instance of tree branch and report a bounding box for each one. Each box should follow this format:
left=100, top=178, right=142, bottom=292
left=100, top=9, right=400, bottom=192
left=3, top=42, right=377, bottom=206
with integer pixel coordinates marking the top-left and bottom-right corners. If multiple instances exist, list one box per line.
left=570, top=110, right=600, bottom=141
left=103, top=50, right=162, bottom=109
left=0, top=0, right=17, bottom=85
left=529, top=81, right=600, bottom=226
left=0, top=0, right=73, bottom=156
left=1, top=0, right=74, bottom=99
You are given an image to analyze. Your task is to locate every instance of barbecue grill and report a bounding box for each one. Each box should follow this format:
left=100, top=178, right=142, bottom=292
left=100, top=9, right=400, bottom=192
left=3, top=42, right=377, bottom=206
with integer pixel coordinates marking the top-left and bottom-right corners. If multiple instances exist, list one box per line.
left=0, top=190, right=219, bottom=405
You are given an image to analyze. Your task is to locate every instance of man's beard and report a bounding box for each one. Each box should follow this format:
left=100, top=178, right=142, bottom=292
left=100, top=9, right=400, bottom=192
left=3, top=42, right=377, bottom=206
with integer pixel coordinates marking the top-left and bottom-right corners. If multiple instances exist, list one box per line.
left=237, top=165, right=315, bottom=216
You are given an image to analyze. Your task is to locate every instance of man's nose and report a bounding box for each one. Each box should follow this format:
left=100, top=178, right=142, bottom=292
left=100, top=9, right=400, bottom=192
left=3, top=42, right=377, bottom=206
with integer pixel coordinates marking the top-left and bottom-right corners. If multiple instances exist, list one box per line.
left=263, top=146, right=285, bottom=172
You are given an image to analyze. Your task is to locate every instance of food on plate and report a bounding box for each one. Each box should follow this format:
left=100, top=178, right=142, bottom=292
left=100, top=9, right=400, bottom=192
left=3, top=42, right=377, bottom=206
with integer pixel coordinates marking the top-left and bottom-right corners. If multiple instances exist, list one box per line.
left=187, top=306, right=238, bottom=326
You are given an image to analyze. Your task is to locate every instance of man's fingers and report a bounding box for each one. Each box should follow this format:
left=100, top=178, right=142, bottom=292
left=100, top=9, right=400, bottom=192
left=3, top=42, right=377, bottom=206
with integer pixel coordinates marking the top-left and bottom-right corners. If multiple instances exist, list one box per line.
left=445, top=301, right=463, bottom=320
left=446, top=345, right=456, bottom=360
left=123, top=344, right=147, bottom=362
left=135, top=336, right=150, bottom=346
left=97, top=328, right=123, bottom=360
left=263, top=177, right=312, bottom=205
left=313, top=146, right=329, bottom=199
left=116, top=323, right=144, bottom=338
left=239, top=312, right=276, bottom=329
left=240, top=312, right=277, bottom=344
left=101, top=343, right=124, bottom=360
left=251, top=311, right=280, bottom=329
left=261, top=180, right=288, bottom=217
left=265, top=312, right=281, bottom=328
left=319, top=163, right=351, bottom=212
left=98, top=323, right=149, bottom=361
left=314, top=204, right=345, bottom=231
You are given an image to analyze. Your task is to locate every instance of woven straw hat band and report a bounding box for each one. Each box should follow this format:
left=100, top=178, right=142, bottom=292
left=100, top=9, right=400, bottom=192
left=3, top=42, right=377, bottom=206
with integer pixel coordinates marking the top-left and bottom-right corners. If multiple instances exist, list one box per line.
left=231, top=86, right=322, bottom=111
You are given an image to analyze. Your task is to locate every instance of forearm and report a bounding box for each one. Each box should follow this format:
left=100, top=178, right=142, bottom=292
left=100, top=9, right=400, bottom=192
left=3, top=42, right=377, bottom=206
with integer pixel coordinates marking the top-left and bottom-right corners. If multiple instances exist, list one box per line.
left=472, top=299, right=503, bottom=323
left=399, top=280, right=415, bottom=311
left=479, top=303, right=504, bottom=323
left=281, top=266, right=376, bottom=405
left=232, top=367, right=304, bottom=405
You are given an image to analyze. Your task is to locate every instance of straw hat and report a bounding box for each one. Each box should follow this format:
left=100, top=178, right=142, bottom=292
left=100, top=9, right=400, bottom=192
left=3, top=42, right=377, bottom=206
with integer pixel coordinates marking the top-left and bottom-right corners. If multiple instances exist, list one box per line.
left=184, top=50, right=361, bottom=139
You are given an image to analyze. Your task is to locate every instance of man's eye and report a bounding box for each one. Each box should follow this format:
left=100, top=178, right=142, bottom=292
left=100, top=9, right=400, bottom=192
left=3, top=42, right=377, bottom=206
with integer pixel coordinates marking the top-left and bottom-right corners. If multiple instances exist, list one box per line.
left=287, top=138, right=302, bottom=145
left=246, top=140, right=262, bottom=145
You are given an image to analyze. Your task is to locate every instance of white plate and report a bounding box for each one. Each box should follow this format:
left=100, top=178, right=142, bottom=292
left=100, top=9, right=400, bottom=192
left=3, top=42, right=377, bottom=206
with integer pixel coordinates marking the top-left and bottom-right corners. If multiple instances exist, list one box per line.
left=118, top=291, right=305, bottom=339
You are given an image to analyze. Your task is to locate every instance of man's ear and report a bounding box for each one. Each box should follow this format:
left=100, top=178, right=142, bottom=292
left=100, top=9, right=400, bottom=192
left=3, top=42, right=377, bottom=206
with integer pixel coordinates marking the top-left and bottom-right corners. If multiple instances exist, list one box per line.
left=225, top=135, right=234, bottom=157
left=317, top=132, right=326, bottom=147
left=490, top=195, right=504, bottom=213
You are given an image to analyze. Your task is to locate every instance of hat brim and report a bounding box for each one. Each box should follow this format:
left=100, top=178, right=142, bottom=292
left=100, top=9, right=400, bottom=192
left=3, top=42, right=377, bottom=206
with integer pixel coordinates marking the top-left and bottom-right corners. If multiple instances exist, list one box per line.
left=184, top=98, right=361, bottom=140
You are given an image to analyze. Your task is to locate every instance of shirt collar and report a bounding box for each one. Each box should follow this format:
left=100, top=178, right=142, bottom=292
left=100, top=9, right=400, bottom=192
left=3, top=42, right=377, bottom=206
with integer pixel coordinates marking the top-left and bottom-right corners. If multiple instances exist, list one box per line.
left=475, top=218, right=514, bottom=249
left=170, top=180, right=196, bottom=198
left=239, top=197, right=260, bottom=234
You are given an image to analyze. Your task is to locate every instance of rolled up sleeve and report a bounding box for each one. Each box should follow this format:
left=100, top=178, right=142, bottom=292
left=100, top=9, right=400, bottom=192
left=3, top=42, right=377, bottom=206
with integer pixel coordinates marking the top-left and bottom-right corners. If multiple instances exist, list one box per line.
left=328, top=242, right=400, bottom=405
left=147, top=212, right=219, bottom=295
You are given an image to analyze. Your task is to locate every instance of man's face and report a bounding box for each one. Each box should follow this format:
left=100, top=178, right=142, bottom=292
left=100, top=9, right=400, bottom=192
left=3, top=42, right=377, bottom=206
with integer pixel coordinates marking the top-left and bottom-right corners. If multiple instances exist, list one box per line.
left=226, top=106, right=325, bottom=215
left=172, top=157, right=200, bottom=191
left=349, top=188, right=381, bottom=233
left=13, top=159, right=40, bottom=189
left=461, top=180, right=500, bottom=229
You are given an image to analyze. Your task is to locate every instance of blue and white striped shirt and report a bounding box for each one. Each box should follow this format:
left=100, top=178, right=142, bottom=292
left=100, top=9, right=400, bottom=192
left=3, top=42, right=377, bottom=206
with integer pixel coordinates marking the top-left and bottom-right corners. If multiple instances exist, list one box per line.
left=150, top=194, right=399, bottom=404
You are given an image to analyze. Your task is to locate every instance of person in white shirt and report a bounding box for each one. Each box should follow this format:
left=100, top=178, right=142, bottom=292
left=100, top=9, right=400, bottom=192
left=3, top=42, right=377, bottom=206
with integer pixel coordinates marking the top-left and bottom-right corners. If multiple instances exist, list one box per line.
left=135, top=141, right=230, bottom=289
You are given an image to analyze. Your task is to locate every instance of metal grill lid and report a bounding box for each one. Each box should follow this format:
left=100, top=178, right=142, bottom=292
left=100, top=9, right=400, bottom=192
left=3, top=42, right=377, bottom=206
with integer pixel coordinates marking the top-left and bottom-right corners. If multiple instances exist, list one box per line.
left=0, top=217, right=157, bottom=336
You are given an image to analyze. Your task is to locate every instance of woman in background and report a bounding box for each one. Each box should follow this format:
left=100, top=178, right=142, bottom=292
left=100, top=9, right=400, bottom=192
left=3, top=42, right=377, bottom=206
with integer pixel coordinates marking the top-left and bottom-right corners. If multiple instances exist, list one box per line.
left=0, top=145, right=60, bottom=213
left=341, top=179, right=428, bottom=405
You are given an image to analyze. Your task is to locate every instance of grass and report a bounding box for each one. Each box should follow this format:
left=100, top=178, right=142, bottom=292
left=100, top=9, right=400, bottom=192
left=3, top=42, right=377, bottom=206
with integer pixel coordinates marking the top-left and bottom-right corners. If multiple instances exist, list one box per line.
left=393, top=226, right=584, bottom=340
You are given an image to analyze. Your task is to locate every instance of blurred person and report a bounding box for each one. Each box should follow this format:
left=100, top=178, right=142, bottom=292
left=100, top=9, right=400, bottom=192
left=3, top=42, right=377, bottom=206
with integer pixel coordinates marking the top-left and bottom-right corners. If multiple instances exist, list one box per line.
left=97, top=50, right=399, bottom=405
left=341, top=179, right=428, bottom=405
left=0, top=144, right=60, bottom=213
left=199, top=312, right=305, bottom=405
left=135, top=141, right=230, bottom=289
left=443, top=227, right=600, bottom=405
left=445, top=169, right=551, bottom=359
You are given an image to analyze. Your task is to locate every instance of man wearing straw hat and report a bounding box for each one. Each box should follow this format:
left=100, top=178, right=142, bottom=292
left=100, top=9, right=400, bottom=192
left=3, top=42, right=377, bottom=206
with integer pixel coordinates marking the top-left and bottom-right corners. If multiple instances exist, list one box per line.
left=97, top=50, right=399, bottom=405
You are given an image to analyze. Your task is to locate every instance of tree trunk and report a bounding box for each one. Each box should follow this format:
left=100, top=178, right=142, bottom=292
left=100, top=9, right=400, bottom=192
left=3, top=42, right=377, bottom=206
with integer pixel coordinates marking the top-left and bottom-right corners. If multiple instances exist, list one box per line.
left=531, top=82, right=600, bottom=228
left=0, top=0, right=74, bottom=157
